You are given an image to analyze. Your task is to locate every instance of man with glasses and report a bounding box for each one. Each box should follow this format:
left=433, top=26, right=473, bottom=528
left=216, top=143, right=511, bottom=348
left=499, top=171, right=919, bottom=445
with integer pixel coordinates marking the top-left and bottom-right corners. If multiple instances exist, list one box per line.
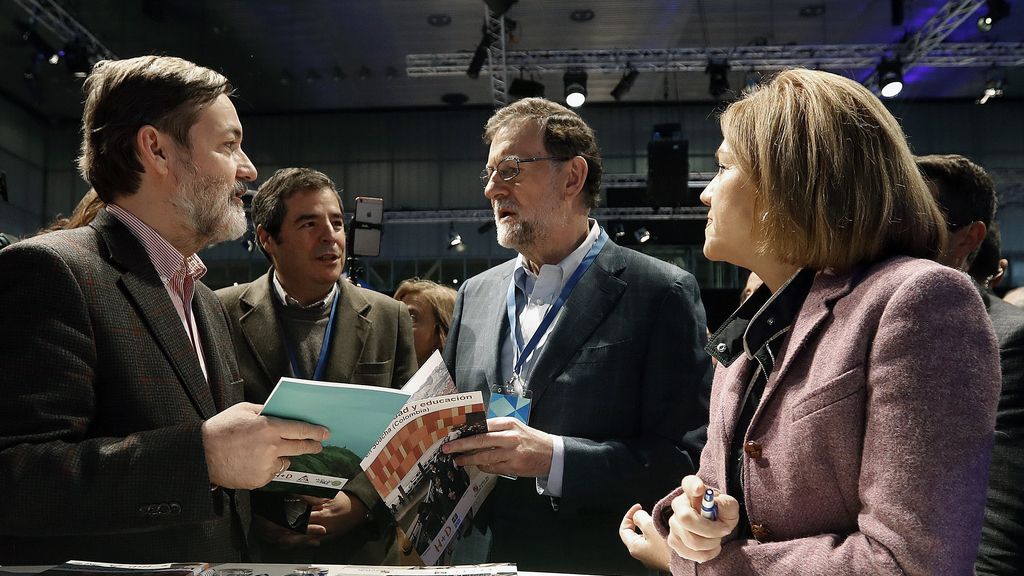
left=442, top=97, right=712, bottom=575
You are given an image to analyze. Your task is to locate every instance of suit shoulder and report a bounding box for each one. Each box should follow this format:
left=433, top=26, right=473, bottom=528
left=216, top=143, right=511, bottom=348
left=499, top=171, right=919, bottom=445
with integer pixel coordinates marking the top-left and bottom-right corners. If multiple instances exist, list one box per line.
left=461, top=258, right=516, bottom=290
left=352, top=284, right=404, bottom=311
left=988, top=296, right=1024, bottom=349
left=0, top=229, right=106, bottom=279
left=214, top=280, right=253, bottom=304
left=611, top=243, right=697, bottom=286
left=858, top=256, right=974, bottom=297
left=5, top=228, right=101, bottom=260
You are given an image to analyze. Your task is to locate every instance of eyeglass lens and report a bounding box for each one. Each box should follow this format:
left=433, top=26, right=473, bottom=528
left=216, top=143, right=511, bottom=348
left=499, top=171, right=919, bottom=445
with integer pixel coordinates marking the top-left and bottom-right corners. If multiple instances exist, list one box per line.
left=480, top=157, right=521, bottom=185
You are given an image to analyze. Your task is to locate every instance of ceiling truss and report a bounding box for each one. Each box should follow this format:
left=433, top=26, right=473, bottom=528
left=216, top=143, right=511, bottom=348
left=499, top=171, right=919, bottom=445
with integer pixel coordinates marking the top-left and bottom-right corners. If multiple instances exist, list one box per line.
left=407, top=42, right=1024, bottom=77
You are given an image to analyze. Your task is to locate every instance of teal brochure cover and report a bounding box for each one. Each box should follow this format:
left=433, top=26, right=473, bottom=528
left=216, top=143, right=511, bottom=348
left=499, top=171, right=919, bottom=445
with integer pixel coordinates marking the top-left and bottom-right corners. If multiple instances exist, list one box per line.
left=260, top=377, right=412, bottom=497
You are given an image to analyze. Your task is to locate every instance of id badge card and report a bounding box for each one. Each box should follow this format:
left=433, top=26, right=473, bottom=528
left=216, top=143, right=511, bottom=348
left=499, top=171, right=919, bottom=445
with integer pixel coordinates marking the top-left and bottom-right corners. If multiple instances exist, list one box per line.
left=488, top=373, right=532, bottom=424
left=488, top=375, right=532, bottom=481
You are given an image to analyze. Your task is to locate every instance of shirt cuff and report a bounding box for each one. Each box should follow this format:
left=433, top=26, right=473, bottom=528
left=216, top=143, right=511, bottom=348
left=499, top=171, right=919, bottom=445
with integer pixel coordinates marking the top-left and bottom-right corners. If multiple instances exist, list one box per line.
left=536, top=434, right=565, bottom=497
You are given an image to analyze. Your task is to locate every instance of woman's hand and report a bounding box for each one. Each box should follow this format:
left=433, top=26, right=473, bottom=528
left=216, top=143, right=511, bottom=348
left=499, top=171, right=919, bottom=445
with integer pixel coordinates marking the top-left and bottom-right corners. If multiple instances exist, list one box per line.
left=666, top=475, right=740, bottom=563
left=619, top=503, right=671, bottom=571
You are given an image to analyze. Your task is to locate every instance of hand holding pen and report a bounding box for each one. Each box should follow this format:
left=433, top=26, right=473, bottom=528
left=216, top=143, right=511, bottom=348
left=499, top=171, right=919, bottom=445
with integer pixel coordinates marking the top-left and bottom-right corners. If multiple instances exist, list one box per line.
left=666, top=475, right=740, bottom=564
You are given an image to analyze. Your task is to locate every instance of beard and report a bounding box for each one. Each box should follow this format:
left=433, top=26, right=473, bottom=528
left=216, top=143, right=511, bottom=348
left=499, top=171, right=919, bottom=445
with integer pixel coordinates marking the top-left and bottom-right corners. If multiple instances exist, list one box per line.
left=171, top=158, right=247, bottom=247
left=493, top=186, right=567, bottom=252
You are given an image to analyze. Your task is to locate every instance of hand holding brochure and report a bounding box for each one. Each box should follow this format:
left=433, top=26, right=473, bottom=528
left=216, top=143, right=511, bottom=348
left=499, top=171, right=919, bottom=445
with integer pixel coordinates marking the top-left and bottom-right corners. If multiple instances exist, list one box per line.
left=258, top=351, right=495, bottom=565
left=260, top=377, right=412, bottom=497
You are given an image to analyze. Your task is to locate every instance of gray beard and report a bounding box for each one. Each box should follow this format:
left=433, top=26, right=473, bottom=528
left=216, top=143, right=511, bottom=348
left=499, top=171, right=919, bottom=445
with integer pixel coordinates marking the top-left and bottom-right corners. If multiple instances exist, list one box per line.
left=496, top=216, right=540, bottom=251
left=172, top=161, right=247, bottom=247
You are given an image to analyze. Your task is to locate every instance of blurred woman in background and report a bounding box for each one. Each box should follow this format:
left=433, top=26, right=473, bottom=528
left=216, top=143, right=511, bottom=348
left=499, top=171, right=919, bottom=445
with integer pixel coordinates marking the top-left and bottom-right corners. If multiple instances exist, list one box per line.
left=394, top=278, right=456, bottom=366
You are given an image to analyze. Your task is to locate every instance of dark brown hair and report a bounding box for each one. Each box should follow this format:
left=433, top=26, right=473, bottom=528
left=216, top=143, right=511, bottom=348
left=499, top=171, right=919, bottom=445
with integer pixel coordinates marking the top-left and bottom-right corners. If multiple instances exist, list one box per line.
left=78, top=55, right=231, bottom=202
left=252, top=167, right=342, bottom=242
left=483, top=97, right=603, bottom=209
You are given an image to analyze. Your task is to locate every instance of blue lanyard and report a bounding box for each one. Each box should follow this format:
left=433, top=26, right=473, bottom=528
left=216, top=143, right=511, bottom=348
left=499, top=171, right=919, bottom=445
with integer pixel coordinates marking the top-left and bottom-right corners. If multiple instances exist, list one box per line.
left=283, top=289, right=340, bottom=381
left=505, top=228, right=608, bottom=379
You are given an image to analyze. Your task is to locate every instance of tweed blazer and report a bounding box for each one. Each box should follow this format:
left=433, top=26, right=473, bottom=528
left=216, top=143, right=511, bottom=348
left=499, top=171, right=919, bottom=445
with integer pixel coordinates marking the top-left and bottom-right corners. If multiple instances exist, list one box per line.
left=654, top=256, right=1000, bottom=575
left=444, top=238, right=712, bottom=575
left=975, top=292, right=1024, bottom=575
left=0, top=210, right=248, bottom=564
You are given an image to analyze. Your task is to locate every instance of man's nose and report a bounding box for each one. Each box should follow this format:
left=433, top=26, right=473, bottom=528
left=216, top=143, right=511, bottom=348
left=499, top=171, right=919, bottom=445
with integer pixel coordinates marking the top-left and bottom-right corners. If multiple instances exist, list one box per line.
left=236, top=148, right=257, bottom=182
left=484, top=177, right=506, bottom=201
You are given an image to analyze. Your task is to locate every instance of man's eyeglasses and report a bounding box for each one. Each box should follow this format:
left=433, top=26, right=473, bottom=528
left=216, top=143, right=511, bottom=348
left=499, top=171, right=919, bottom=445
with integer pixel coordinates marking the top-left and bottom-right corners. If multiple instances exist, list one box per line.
left=479, top=155, right=569, bottom=186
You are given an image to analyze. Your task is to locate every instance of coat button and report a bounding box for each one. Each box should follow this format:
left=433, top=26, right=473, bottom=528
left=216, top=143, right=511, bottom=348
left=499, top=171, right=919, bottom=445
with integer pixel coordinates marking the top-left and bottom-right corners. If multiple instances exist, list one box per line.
left=715, top=342, right=727, bottom=353
left=750, top=523, right=772, bottom=542
left=743, top=440, right=763, bottom=459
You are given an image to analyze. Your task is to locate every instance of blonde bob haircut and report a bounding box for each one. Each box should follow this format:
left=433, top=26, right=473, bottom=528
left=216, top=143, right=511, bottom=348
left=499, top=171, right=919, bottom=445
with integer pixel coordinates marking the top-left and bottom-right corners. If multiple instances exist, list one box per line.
left=720, top=68, right=947, bottom=271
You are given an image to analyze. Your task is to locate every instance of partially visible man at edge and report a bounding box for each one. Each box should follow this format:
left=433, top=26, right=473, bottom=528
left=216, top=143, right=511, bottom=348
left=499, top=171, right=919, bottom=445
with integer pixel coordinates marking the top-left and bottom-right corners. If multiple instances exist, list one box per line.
left=918, top=153, right=1024, bottom=576
left=0, top=55, right=328, bottom=563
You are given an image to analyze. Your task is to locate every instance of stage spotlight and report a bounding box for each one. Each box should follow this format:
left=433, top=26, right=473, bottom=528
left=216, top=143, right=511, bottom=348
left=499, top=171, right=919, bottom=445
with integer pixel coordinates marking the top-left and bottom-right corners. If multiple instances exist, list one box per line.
left=509, top=77, right=545, bottom=100
left=611, top=223, right=626, bottom=241
left=62, top=39, right=93, bottom=78
left=564, top=69, right=587, bottom=108
left=978, top=71, right=1006, bottom=104
left=448, top=223, right=466, bottom=252
left=977, top=0, right=1010, bottom=32
left=610, top=65, right=639, bottom=101
left=634, top=226, right=651, bottom=244
left=705, top=60, right=730, bottom=98
left=877, top=58, right=903, bottom=98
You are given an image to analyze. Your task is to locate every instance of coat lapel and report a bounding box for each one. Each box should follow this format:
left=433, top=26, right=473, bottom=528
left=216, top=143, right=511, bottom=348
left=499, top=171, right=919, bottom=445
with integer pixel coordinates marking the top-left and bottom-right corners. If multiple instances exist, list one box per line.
left=193, top=288, right=228, bottom=411
left=95, top=211, right=218, bottom=419
left=526, top=241, right=627, bottom=407
left=325, top=280, right=371, bottom=384
left=482, top=265, right=515, bottom=393
left=237, top=272, right=290, bottom=386
left=755, top=269, right=858, bottom=415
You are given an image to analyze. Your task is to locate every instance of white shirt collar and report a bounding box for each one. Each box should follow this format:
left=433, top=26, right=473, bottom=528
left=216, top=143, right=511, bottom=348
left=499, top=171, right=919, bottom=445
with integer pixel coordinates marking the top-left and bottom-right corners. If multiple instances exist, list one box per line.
left=513, top=218, right=601, bottom=302
left=271, top=271, right=337, bottom=309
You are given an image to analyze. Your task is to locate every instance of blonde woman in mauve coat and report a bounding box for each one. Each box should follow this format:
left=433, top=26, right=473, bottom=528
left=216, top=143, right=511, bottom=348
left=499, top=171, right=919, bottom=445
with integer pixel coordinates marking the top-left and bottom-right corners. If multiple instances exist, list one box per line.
left=619, top=68, right=1000, bottom=576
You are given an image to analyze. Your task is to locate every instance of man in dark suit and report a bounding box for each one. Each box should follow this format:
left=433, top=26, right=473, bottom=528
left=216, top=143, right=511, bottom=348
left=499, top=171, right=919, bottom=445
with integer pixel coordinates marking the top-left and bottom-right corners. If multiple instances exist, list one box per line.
left=442, top=97, right=712, bottom=575
left=216, top=167, right=417, bottom=561
left=0, top=55, right=328, bottom=564
left=918, top=154, right=1024, bottom=575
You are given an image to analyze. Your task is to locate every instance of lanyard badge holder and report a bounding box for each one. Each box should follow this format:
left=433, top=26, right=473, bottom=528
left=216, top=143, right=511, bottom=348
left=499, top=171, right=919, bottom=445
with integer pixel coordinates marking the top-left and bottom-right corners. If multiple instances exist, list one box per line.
left=487, top=370, right=533, bottom=482
left=486, top=229, right=609, bottom=479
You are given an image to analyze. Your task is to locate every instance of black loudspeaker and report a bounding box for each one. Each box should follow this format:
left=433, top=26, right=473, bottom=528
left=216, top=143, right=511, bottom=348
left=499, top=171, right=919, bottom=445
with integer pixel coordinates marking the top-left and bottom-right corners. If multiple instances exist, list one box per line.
left=646, top=124, right=691, bottom=208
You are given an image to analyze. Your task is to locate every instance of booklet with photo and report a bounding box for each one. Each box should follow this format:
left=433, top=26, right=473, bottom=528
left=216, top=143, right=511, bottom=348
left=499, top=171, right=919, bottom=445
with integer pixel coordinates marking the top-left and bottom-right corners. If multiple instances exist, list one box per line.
left=258, top=351, right=495, bottom=565
left=360, top=353, right=495, bottom=566
left=259, top=375, right=413, bottom=498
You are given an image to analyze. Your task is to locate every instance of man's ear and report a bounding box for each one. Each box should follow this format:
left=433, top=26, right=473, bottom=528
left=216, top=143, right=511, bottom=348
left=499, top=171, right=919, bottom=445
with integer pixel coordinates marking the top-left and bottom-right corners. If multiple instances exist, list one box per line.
left=135, top=125, right=173, bottom=176
left=561, top=155, right=589, bottom=202
left=256, top=224, right=275, bottom=258
left=951, top=221, right=987, bottom=270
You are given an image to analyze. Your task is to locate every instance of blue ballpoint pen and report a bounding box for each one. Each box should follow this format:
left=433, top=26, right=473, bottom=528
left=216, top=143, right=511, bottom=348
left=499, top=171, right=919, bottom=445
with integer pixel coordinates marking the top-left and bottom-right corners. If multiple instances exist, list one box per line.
left=700, top=488, right=718, bottom=521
